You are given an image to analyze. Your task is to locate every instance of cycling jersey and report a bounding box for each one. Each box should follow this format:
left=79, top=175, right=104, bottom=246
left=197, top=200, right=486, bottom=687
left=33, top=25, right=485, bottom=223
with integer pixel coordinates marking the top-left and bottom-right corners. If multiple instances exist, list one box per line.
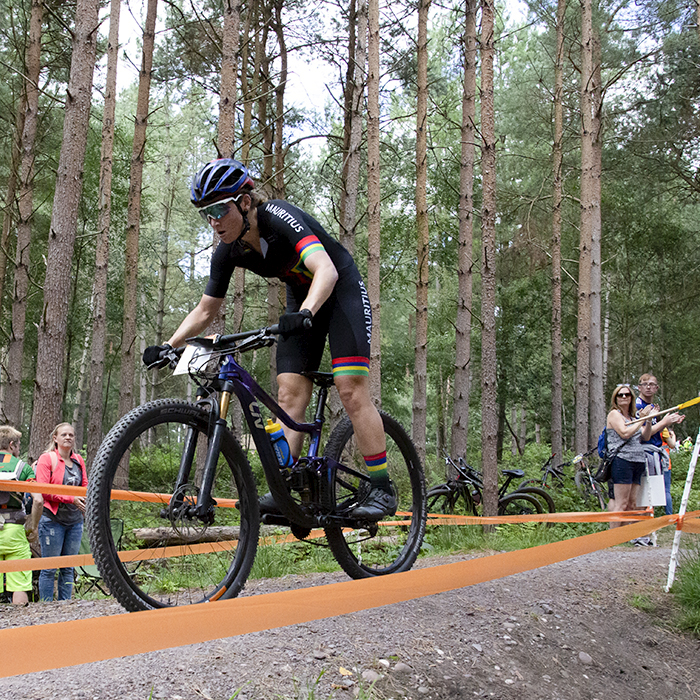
left=204, top=200, right=372, bottom=378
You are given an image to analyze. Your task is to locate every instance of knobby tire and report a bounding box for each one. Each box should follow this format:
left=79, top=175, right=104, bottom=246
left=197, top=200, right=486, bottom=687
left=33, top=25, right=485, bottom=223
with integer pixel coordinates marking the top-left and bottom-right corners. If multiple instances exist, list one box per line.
left=323, top=411, right=426, bottom=579
left=87, top=399, right=260, bottom=611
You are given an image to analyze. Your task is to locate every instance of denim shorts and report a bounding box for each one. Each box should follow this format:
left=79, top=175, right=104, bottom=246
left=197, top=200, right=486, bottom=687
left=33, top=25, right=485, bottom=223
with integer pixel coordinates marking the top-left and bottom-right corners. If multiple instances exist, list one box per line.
left=611, top=456, right=645, bottom=485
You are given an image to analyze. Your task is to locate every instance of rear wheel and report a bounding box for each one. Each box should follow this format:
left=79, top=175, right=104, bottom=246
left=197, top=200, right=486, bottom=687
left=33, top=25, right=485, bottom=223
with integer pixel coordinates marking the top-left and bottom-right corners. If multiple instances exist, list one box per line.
left=87, top=399, right=259, bottom=611
left=323, top=412, right=426, bottom=578
left=575, top=470, right=607, bottom=510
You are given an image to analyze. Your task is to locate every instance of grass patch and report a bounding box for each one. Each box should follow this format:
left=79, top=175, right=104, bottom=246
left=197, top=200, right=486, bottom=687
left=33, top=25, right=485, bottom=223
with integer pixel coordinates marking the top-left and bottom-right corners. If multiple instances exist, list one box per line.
left=630, top=593, right=655, bottom=613
left=672, top=540, right=700, bottom=636
left=249, top=539, right=341, bottom=580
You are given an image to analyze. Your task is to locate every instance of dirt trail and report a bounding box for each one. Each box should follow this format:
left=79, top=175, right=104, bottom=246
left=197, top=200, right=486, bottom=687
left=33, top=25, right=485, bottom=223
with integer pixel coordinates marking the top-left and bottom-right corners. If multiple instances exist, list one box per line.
left=1, top=544, right=698, bottom=699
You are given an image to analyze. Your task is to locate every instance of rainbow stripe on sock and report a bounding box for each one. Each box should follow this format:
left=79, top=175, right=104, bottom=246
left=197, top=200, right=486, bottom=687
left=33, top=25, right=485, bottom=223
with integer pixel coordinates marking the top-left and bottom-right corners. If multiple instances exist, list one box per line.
left=364, top=451, right=387, bottom=476
left=332, top=356, right=370, bottom=378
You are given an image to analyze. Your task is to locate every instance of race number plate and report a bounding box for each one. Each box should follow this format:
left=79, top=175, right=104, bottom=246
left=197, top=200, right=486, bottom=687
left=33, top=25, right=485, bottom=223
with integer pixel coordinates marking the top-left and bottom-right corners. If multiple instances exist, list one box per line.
left=173, top=345, right=213, bottom=376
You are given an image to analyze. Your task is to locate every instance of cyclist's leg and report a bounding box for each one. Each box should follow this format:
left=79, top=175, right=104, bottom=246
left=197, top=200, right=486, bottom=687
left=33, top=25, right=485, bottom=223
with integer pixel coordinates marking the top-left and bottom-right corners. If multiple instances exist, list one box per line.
left=276, top=286, right=328, bottom=456
left=326, top=277, right=393, bottom=518
left=277, top=373, right=314, bottom=457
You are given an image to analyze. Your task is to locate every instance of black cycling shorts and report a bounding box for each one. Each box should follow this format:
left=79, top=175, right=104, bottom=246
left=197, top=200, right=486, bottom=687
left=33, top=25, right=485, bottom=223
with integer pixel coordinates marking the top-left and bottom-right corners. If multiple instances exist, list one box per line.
left=276, top=271, right=372, bottom=380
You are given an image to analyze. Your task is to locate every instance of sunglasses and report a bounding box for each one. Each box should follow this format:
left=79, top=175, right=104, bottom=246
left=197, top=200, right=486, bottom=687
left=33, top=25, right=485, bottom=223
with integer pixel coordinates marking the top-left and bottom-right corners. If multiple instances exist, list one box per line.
left=197, top=195, right=241, bottom=222
left=617, top=392, right=632, bottom=398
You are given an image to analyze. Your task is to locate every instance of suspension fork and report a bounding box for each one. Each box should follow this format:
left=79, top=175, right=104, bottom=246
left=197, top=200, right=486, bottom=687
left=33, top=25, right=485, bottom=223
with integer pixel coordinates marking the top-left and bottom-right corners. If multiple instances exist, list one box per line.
left=193, top=384, right=234, bottom=520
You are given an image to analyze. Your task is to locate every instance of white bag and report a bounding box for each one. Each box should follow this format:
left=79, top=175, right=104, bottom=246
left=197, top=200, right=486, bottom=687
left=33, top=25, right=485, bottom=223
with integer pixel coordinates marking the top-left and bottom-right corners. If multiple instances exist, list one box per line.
left=636, top=470, right=666, bottom=507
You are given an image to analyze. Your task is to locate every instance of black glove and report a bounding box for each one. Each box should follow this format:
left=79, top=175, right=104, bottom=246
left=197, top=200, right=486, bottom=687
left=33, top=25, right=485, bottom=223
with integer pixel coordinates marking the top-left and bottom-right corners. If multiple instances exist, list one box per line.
left=143, top=343, right=173, bottom=369
left=278, top=309, right=313, bottom=338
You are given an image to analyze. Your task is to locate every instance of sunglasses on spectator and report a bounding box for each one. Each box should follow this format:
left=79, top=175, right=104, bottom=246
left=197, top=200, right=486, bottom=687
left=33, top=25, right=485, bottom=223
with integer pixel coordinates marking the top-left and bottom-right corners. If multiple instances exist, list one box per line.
left=616, top=392, right=632, bottom=398
left=197, top=195, right=242, bottom=222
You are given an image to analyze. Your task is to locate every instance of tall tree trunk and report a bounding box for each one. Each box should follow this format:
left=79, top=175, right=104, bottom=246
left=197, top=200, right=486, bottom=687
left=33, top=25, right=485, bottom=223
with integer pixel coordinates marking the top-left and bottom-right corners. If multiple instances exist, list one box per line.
left=588, top=31, right=604, bottom=443
left=72, top=320, right=92, bottom=451
left=117, top=0, right=158, bottom=427
left=240, top=0, right=257, bottom=164
left=480, top=0, right=498, bottom=517
left=86, top=0, right=120, bottom=466
left=273, top=0, right=287, bottom=199
left=451, top=0, right=477, bottom=459
left=3, top=0, right=43, bottom=429
left=412, top=0, right=431, bottom=467
left=339, top=0, right=357, bottom=250
left=366, top=0, right=381, bottom=406
left=0, top=92, right=27, bottom=335
left=550, top=0, right=565, bottom=459
left=257, top=2, right=278, bottom=391
left=339, top=0, right=366, bottom=256
left=29, top=0, right=98, bottom=459
left=218, top=0, right=241, bottom=158
left=576, top=0, right=594, bottom=454
left=258, top=2, right=273, bottom=185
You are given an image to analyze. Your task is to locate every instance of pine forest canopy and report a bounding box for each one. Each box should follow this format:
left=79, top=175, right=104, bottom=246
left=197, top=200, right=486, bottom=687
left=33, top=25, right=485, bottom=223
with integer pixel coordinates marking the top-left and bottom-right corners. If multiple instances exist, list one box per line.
left=0, top=0, right=698, bottom=471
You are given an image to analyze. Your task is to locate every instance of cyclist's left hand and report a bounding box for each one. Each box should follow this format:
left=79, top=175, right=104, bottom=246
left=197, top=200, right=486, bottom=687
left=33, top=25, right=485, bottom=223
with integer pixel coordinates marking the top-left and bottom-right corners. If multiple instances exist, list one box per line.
left=278, top=309, right=313, bottom=337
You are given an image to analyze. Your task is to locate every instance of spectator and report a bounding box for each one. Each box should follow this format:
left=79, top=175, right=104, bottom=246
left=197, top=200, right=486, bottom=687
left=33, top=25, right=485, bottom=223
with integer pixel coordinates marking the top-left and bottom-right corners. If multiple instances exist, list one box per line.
left=35, top=423, right=87, bottom=601
left=606, top=384, right=653, bottom=529
left=0, top=425, right=43, bottom=605
left=636, top=373, right=684, bottom=518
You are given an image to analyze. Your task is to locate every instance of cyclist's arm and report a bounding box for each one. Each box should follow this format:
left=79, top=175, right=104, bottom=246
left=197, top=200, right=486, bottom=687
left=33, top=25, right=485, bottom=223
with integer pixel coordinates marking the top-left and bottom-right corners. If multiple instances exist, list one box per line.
left=167, top=295, right=223, bottom=348
left=299, top=250, right=339, bottom=316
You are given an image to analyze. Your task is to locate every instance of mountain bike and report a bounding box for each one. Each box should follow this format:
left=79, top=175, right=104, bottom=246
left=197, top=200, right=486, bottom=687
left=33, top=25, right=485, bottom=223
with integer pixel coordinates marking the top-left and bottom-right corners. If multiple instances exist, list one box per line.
left=573, top=448, right=607, bottom=510
left=86, top=326, right=426, bottom=611
left=426, top=455, right=555, bottom=519
left=517, top=453, right=568, bottom=491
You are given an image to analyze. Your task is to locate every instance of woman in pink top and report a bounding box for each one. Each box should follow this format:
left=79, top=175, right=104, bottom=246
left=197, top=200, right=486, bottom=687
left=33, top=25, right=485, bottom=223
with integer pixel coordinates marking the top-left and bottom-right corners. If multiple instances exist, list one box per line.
left=35, top=423, right=87, bottom=601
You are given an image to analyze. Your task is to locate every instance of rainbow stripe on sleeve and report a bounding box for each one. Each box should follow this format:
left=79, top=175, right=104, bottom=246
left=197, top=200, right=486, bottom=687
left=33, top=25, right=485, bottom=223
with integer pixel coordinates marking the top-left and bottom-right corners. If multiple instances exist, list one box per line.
left=332, top=356, right=370, bottom=378
left=295, top=235, right=325, bottom=264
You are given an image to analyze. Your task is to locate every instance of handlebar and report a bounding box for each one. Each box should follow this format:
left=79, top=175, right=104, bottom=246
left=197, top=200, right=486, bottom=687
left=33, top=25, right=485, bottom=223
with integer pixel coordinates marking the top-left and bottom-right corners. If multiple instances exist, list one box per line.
left=148, top=320, right=316, bottom=371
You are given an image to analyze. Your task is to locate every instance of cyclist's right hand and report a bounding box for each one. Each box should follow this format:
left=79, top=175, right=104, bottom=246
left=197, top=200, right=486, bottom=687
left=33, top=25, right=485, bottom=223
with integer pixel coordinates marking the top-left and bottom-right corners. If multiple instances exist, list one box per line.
left=143, top=343, right=173, bottom=369
left=278, top=309, right=313, bottom=337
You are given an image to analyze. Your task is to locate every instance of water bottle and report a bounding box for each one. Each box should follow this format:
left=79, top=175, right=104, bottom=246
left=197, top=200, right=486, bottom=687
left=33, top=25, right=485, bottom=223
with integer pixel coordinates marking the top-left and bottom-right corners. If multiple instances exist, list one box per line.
left=265, top=419, right=293, bottom=468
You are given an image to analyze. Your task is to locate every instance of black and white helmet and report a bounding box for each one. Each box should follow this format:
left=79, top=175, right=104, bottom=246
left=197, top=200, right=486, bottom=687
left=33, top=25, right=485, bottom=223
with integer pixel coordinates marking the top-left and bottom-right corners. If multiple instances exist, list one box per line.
left=190, top=158, right=254, bottom=206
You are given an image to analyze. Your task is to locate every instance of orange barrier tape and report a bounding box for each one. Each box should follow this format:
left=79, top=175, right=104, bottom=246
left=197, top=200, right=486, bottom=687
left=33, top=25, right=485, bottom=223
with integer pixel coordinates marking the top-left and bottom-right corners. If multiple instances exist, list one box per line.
left=680, top=516, right=700, bottom=534
left=0, top=480, right=238, bottom=508
left=425, top=509, right=653, bottom=525
left=0, top=514, right=675, bottom=678
left=0, top=507, right=676, bottom=575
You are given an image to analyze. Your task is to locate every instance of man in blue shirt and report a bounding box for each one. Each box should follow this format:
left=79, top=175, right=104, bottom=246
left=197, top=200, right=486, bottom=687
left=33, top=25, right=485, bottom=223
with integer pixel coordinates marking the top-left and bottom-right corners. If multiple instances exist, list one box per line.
left=635, top=373, right=684, bottom=517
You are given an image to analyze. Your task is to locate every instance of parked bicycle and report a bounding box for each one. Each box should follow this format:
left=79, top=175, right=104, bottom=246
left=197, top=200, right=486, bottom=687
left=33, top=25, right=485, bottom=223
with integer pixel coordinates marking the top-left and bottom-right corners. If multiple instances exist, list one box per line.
left=517, top=453, right=568, bottom=491
left=86, top=326, right=427, bottom=611
left=426, top=455, right=555, bottom=519
left=572, top=448, right=607, bottom=510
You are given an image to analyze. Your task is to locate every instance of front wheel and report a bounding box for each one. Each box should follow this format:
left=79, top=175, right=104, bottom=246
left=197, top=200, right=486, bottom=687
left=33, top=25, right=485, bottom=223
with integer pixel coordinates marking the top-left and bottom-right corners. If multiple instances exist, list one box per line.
left=514, top=486, right=556, bottom=514
left=87, top=399, right=260, bottom=611
left=323, top=412, right=426, bottom=579
left=426, top=484, right=474, bottom=515
left=497, top=492, right=544, bottom=517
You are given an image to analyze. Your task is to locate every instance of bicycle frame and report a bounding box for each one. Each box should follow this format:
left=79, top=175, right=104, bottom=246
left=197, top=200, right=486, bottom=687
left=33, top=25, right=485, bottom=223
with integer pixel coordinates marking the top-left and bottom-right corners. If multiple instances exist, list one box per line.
left=177, top=332, right=353, bottom=530
left=445, top=456, right=523, bottom=502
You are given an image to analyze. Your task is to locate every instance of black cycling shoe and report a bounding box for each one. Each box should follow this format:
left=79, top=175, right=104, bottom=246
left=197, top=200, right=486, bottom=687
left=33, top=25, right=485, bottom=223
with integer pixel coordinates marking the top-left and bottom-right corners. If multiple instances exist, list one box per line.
left=352, top=485, right=397, bottom=522
left=258, top=492, right=281, bottom=516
